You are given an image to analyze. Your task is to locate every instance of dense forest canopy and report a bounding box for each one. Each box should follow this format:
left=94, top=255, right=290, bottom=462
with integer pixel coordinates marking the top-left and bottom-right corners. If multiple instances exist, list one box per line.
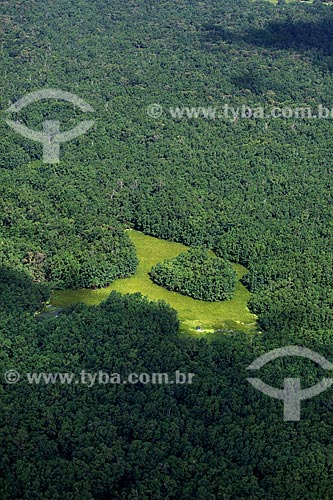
left=150, top=248, right=237, bottom=301
left=0, top=0, right=333, bottom=498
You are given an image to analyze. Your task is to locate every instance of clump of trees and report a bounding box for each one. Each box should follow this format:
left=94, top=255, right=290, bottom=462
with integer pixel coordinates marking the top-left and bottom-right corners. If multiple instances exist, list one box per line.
left=150, top=248, right=237, bottom=301
left=0, top=222, right=138, bottom=290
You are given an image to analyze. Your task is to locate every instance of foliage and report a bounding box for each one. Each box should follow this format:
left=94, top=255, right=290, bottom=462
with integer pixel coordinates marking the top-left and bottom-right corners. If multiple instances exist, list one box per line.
left=0, top=219, right=138, bottom=289
left=1, top=0, right=333, bottom=497
left=1, top=272, right=333, bottom=500
left=150, top=248, right=237, bottom=301
left=52, top=230, right=256, bottom=333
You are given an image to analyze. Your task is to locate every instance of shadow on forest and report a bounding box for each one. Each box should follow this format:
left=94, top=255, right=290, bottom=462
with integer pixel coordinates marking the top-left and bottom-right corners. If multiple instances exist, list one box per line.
left=202, top=16, right=333, bottom=71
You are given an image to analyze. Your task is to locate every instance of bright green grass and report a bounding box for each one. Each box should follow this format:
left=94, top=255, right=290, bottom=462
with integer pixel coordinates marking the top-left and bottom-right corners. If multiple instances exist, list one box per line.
left=51, top=230, right=257, bottom=334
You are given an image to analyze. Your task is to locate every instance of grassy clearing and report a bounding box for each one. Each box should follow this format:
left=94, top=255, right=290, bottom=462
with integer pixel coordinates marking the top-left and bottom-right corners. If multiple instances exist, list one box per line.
left=52, top=230, right=257, bottom=334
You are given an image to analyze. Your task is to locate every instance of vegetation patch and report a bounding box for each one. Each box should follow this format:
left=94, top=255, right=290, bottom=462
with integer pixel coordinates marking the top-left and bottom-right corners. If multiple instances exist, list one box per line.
left=52, top=230, right=257, bottom=333
left=150, top=248, right=237, bottom=301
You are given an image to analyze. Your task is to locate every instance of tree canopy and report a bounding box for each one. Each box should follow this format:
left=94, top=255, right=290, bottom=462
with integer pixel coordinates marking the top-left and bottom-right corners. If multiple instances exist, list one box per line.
left=1, top=0, right=333, bottom=497
left=150, top=248, right=237, bottom=301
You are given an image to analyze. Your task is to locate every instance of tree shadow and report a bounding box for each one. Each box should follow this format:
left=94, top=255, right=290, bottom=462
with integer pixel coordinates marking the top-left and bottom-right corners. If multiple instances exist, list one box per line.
left=201, top=15, right=333, bottom=72
left=0, top=266, right=50, bottom=315
left=244, top=18, right=333, bottom=56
